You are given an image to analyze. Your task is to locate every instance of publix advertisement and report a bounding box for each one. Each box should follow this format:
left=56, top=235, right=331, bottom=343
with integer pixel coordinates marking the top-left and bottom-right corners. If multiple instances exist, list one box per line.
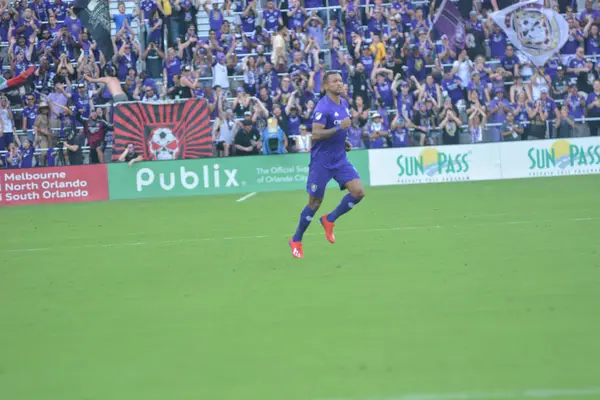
left=107, top=151, right=370, bottom=200
left=368, top=143, right=502, bottom=186
left=500, top=138, right=600, bottom=179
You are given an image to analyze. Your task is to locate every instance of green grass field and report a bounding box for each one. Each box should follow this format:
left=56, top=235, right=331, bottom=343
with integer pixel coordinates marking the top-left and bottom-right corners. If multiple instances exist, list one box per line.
left=1, top=175, right=600, bottom=400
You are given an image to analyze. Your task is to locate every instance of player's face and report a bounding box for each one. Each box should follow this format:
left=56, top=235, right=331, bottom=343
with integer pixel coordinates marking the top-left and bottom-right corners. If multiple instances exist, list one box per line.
left=326, top=74, right=344, bottom=95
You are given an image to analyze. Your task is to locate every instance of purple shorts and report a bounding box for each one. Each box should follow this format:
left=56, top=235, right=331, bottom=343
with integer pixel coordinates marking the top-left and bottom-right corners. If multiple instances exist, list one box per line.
left=306, top=161, right=360, bottom=198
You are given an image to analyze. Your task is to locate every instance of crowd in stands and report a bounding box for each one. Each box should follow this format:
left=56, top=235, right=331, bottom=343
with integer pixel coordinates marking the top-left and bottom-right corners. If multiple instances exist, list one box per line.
left=0, top=0, right=599, bottom=169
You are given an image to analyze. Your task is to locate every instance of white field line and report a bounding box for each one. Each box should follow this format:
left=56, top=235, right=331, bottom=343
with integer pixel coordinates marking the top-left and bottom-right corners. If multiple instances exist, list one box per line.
left=236, top=192, right=257, bottom=202
left=318, top=387, right=600, bottom=400
left=4, top=216, right=598, bottom=254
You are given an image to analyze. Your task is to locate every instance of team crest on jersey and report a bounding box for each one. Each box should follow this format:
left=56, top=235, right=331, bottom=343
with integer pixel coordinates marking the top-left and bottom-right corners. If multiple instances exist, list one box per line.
left=504, top=6, right=561, bottom=55
left=315, top=112, right=323, bottom=121
left=311, top=183, right=318, bottom=192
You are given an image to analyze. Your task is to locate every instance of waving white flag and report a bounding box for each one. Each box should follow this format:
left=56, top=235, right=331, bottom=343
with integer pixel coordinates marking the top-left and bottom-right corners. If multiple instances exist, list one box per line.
left=489, top=0, right=568, bottom=67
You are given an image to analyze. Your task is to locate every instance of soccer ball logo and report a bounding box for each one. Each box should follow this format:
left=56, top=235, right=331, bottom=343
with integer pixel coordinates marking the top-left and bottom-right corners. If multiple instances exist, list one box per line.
left=149, top=127, right=180, bottom=160
left=510, top=8, right=561, bottom=55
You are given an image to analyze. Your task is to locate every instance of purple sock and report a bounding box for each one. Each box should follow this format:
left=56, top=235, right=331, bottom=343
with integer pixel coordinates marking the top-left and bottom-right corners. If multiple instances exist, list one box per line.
left=327, top=194, right=362, bottom=223
left=292, top=205, right=316, bottom=242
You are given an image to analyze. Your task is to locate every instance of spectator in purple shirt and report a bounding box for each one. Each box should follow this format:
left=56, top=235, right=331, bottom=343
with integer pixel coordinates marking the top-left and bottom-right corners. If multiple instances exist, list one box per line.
left=52, top=25, right=76, bottom=60
left=583, top=19, right=600, bottom=56
left=19, top=139, right=34, bottom=168
left=365, top=112, right=389, bottom=149
left=21, top=94, right=38, bottom=141
left=287, top=0, right=306, bottom=30
left=241, top=1, right=258, bottom=33
left=49, top=0, right=68, bottom=22
left=371, top=67, right=396, bottom=110
left=500, top=45, right=520, bottom=78
left=163, top=47, right=183, bottom=86
left=262, top=1, right=283, bottom=32
left=407, top=45, right=427, bottom=82
left=579, top=0, right=600, bottom=24
left=346, top=120, right=365, bottom=149
left=30, top=0, right=49, bottom=22
left=203, top=0, right=225, bottom=33
left=15, top=8, right=39, bottom=39
left=392, top=0, right=415, bottom=27
left=390, top=116, right=410, bottom=147
left=567, top=47, right=590, bottom=82
left=564, top=83, right=587, bottom=136
left=114, top=41, right=139, bottom=81
left=65, top=6, right=83, bottom=40
left=465, top=11, right=483, bottom=34
left=410, top=7, right=430, bottom=36
left=47, top=14, right=62, bottom=40
left=488, top=87, right=512, bottom=142
left=489, top=23, right=507, bottom=58
left=562, top=17, right=584, bottom=55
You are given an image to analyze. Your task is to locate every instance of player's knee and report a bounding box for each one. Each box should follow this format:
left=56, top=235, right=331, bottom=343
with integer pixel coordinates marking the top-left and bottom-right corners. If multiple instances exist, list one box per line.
left=308, top=196, right=322, bottom=210
left=353, top=188, right=365, bottom=200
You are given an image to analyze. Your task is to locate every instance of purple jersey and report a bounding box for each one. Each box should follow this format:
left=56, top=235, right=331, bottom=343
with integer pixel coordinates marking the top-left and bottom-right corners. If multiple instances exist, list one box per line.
left=587, top=92, right=600, bottom=114
left=391, top=127, right=410, bottom=147
left=562, top=30, right=583, bottom=54
left=367, top=121, right=387, bottom=149
left=565, top=94, right=585, bottom=119
left=31, top=0, right=50, bottom=21
left=311, top=95, right=352, bottom=168
left=307, top=95, right=359, bottom=198
left=209, top=9, right=224, bottom=32
left=141, top=0, right=156, bottom=17
left=52, top=1, right=68, bottom=22
left=262, top=9, right=281, bottom=32
left=22, top=106, right=38, bottom=130
left=346, top=126, right=363, bottom=149
left=64, top=15, right=82, bottom=39
left=20, top=146, right=34, bottom=168
left=376, top=80, right=394, bottom=108
left=288, top=9, right=305, bottom=30
left=587, top=35, right=600, bottom=55
left=241, top=13, right=257, bottom=33
left=490, top=31, right=507, bottom=58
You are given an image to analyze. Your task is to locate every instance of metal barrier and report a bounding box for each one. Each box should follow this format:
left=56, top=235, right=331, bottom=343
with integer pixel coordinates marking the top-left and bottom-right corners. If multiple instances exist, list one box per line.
left=1, top=115, right=598, bottom=160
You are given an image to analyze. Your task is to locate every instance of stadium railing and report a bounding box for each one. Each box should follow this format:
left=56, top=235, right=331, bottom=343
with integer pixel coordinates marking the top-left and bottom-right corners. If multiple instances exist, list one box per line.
left=1, top=97, right=597, bottom=159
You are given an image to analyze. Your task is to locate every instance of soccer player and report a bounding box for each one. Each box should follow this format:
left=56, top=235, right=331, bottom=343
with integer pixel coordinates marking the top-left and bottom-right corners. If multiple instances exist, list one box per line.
left=289, top=72, right=366, bottom=258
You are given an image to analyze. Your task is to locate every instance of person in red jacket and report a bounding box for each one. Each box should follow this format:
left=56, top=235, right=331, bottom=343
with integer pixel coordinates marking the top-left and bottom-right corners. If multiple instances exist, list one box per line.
left=76, top=107, right=113, bottom=164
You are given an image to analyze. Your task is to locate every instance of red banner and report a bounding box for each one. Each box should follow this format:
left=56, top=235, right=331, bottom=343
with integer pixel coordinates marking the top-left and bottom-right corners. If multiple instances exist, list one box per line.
left=112, top=99, right=213, bottom=161
left=0, top=164, right=109, bottom=206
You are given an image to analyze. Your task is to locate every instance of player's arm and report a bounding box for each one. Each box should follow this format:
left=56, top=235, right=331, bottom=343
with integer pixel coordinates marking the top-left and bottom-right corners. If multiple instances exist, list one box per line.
left=311, top=122, right=338, bottom=141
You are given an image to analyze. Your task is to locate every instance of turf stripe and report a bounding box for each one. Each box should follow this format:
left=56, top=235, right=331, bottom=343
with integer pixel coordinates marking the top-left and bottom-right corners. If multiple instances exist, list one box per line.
left=4, top=216, right=599, bottom=253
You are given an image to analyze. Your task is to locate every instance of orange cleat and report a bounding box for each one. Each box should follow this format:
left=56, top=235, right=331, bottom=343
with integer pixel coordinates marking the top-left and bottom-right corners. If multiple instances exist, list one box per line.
left=319, top=215, right=336, bottom=244
left=289, top=238, right=304, bottom=258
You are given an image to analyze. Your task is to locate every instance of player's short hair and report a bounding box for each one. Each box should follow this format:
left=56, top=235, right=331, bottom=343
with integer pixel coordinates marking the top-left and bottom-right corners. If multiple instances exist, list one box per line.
left=324, top=71, right=341, bottom=84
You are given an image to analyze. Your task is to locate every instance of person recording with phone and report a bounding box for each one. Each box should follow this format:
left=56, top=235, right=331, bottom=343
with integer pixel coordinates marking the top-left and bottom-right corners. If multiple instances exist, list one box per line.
left=118, top=142, right=144, bottom=167
left=142, top=41, right=165, bottom=80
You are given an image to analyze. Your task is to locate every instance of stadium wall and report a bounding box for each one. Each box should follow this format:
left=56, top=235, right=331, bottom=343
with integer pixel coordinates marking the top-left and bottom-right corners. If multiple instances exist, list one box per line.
left=1, top=137, right=599, bottom=206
